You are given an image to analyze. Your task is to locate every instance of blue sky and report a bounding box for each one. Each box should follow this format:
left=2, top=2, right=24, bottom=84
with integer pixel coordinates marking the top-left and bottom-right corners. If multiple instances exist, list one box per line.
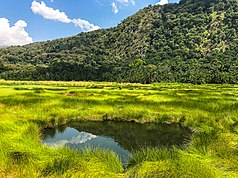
left=0, top=0, right=179, bottom=46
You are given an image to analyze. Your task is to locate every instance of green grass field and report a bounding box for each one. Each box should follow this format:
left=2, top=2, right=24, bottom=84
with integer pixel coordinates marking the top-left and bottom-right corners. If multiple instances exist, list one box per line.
left=0, top=80, right=237, bottom=177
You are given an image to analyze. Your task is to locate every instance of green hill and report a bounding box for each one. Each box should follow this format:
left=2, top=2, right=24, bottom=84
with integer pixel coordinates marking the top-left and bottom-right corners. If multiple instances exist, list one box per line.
left=0, top=0, right=237, bottom=83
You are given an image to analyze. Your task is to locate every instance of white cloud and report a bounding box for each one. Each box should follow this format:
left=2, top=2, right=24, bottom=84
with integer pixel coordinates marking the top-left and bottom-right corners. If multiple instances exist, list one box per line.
left=31, top=1, right=100, bottom=32
left=116, top=0, right=129, bottom=5
left=112, top=0, right=135, bottom=14
left=130, top=0, right=135, bottom=6
left=156, top=0, right=169, bottom=5
left=0, top=18, right=33, bottom=46
left=112, top=2, right=119, bottom=14
left=116, top=0, right=135, bottom=6
left=72, top=19, right=100, bottom=32
left=31, top=1, right=71, bottom=23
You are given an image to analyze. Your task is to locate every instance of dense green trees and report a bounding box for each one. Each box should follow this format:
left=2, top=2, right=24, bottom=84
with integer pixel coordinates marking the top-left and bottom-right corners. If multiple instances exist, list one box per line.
left=0, top=0, right=237, bottom=84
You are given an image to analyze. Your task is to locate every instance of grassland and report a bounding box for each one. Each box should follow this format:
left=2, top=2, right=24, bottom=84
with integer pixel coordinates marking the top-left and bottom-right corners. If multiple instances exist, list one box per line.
left=0, top=80, right=237, bottom=177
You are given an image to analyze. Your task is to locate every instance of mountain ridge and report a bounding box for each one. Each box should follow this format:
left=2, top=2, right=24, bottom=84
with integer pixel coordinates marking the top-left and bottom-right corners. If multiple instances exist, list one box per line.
left=0, top=0, right=237, bottom=83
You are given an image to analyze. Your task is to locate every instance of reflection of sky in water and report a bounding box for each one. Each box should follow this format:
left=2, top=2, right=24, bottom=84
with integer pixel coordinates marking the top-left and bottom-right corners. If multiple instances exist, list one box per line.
left=43, top=127, right=131, bottom=164
left=44, top=128, right=97, bottom=147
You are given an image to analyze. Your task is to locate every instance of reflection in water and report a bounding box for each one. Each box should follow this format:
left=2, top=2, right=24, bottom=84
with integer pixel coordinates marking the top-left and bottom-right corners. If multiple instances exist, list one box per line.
left=42, top=121, right=191, bottom=165
left=44, top=129, right=97, bottom=147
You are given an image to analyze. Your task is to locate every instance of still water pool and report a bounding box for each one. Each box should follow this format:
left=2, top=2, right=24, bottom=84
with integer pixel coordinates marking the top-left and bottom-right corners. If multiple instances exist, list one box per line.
left=42, top=121, right=191, bottom=165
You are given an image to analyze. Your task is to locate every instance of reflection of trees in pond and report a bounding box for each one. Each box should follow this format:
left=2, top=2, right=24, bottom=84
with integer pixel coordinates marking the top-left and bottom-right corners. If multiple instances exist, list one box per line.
left=67, top=121, right=192, bottom=152
left=42, top=128, right=57, bottom=139
left=58, top=125, right=67, bottom=133
left=43, top=125, right=67, bottom=139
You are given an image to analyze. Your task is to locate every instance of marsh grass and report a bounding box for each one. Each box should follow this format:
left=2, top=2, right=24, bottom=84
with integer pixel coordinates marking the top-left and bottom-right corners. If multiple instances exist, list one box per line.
left=0, top=81, right=237, bottom=177
left=127, top=148, right=220, bottom=178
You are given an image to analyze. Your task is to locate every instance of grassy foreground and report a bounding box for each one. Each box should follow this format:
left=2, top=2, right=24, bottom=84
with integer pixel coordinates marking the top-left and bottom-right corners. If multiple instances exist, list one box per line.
left=0, top=80, right=237, bottom=177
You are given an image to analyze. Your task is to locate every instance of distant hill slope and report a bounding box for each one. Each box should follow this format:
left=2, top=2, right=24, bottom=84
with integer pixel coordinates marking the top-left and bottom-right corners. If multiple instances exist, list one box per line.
left=0, top=0, right=237, bottom=84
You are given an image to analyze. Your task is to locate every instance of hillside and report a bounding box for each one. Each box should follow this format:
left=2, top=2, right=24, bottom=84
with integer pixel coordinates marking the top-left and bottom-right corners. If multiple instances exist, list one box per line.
left=0, top=0, right=237, bottom=84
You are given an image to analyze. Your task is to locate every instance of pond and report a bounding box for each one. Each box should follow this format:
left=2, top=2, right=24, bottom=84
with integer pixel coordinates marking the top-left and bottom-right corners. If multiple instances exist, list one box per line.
left=42, top=121, right=191, bottom=165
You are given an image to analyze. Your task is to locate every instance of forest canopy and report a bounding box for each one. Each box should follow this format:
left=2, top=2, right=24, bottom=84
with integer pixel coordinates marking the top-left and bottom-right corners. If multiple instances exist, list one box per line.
left=0, top=0, right=237, bottom=84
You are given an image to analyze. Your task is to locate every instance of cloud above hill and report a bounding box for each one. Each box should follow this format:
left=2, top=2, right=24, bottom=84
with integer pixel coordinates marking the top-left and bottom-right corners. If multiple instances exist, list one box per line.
left=112, top=2, right=119, bottom=14
left=156, top=0, right=169, bottom=5
left=0, top=18, right=33, bottom=46
left=31, top=1, right=100, bottom=32
left=31, top=1, right=71, bottom=23
left=111, top=0, right=135, bottom=14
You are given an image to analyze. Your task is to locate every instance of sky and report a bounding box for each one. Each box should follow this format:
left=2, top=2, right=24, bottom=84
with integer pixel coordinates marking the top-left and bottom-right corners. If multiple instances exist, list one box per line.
left=0, top=0, right=179, bottom=46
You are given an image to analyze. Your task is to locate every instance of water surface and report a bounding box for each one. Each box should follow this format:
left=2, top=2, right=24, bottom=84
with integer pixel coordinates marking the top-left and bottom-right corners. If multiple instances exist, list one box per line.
left=42, top=121, right=191, bottom=165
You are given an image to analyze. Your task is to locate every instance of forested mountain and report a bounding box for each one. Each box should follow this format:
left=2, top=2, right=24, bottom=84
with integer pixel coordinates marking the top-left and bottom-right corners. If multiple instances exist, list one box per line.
left=0, top=0, right=237, bottom=84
